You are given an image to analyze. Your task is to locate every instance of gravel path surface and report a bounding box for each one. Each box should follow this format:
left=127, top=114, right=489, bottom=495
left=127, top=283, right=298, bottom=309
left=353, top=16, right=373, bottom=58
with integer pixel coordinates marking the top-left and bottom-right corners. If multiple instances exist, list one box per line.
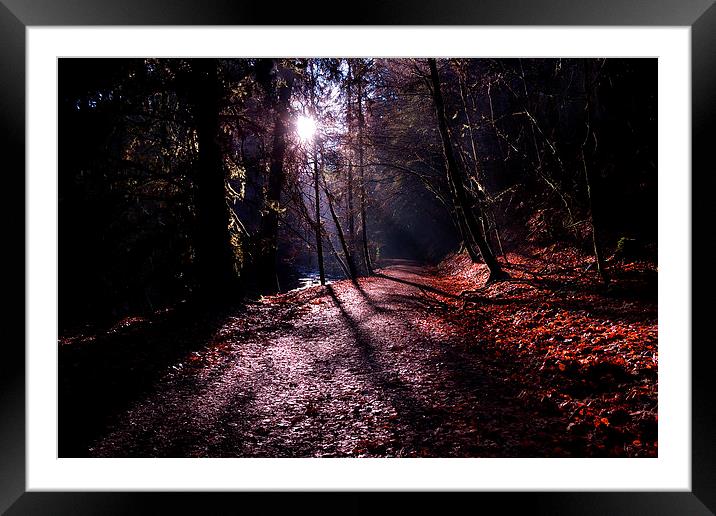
left=90, top=261, right=531, bottom=457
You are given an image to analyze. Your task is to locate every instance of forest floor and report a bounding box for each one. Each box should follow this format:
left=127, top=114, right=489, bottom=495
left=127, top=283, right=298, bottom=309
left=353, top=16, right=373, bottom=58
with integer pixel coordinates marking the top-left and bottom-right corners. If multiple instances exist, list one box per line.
left=59, top=248, right=657, bottom=457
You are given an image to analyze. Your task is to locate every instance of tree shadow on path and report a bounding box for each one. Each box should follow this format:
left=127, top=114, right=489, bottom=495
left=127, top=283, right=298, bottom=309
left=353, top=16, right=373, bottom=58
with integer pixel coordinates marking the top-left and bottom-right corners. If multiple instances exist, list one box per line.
left=374, top=271, right=460, bottom=300
left=326, top=284, right=454, bottom=453
left=324, top=282, right=512, bottom=456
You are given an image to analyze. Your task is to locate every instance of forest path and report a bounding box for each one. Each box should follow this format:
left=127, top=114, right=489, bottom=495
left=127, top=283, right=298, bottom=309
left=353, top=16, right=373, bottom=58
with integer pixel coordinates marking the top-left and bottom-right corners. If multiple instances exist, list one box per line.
left=89, top=260, right=531, bottom=457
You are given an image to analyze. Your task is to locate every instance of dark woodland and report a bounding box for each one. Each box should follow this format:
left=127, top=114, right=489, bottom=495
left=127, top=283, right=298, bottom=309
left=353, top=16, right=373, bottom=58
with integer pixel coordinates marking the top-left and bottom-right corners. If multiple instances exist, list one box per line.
left=59, top=58, right=657, bottom=458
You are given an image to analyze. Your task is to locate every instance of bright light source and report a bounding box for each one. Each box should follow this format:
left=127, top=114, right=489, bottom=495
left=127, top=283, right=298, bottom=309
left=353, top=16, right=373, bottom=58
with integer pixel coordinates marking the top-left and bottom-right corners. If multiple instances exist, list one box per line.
left=296, top=115, right=317, bottom=142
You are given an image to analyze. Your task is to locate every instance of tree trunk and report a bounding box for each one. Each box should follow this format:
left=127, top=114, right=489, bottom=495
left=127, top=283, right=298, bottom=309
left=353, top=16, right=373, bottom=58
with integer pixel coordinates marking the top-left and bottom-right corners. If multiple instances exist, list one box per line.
left=582, top=60, right=609, bottom=286
left=258, top=60, right=294, bottom=291
left=458, top=66, right=508, bottom=262
left=323, top=228, right=351, bottom=279
left=582, top=152, right=609, bottom=286
left=190, top=58, right=236, bottom=300
left=356, top=64, right=373, bottom=274
left=312, top=150, right=326, bottom=285
left=428, top=58, right=506, bottom=283
left=454, top=208, right=481, bottom=262
left=345, top=67, right=357, bottom=256
left=321, top=160, right=358, bottom=281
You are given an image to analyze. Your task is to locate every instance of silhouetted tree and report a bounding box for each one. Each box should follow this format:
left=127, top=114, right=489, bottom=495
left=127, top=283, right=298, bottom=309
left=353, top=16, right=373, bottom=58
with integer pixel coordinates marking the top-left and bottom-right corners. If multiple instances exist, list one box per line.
left=428, top=58, right=506, bottom=282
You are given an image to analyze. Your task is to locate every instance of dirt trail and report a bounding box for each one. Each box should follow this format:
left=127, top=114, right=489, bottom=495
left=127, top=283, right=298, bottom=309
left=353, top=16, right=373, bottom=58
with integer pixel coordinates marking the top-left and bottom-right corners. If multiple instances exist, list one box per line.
left=90, top=261, right=533, bottom=457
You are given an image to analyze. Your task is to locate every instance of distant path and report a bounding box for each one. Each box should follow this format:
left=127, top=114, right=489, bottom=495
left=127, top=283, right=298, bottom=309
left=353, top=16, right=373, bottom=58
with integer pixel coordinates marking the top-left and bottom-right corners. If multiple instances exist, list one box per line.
left=90, top=261, right=535, bottom=457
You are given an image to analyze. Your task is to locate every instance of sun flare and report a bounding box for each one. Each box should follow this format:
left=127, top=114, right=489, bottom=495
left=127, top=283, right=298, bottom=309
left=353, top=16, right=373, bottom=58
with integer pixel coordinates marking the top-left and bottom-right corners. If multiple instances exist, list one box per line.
left=296, top=115, right=317, bottom=142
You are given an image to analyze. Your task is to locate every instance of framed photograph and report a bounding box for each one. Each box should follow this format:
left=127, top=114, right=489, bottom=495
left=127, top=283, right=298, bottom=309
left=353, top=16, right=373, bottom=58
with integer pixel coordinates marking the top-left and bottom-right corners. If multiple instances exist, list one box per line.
left=3, top=0, right=714, bottom=513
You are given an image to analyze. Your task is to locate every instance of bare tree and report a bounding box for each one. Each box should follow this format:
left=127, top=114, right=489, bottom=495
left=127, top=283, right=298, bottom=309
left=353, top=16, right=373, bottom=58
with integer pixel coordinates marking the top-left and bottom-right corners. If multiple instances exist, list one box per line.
left=428, top=58, right=507, bottom=283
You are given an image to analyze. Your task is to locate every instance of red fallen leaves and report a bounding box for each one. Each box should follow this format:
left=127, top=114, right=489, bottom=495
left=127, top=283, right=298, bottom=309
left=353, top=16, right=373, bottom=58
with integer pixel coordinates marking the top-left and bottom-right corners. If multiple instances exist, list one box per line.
left=109, top=315, right=149, bottom=333
left=60, top=315, right=152, bottom=346
left=173, top=341, right=235, bottom=374
left=263, top=284, right=327, bottom=305
left=431, top=246, right=658, bottom=457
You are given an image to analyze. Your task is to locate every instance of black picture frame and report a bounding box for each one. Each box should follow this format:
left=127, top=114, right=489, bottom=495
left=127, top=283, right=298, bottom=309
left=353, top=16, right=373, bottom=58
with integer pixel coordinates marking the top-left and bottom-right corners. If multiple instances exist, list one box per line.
left=2, top=1, right=714, bottom=514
